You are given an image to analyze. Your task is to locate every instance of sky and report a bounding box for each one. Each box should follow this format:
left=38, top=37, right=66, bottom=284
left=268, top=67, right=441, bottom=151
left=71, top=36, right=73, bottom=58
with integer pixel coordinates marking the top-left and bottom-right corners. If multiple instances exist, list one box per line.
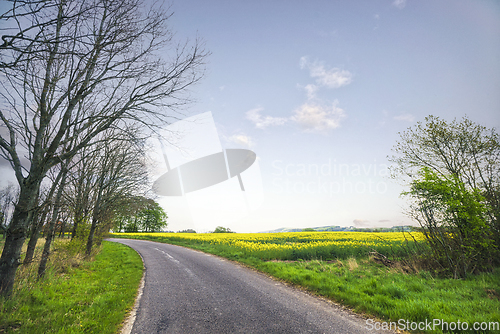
left=151, top=0, right=500, bottom=232
left=1, top=0, right=499, bottom=232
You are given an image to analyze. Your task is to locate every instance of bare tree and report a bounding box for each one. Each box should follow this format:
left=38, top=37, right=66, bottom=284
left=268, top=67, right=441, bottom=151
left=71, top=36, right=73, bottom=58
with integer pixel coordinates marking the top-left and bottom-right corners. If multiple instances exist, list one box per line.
left=0, top=1, right=61, bottom=68
left=0, top=183, right=17, bottom=238
left=84, top=130, right=150, bottom=256
left=65, top=145, right=99, bottom=241
left=0, top=0, right=207, bottom=296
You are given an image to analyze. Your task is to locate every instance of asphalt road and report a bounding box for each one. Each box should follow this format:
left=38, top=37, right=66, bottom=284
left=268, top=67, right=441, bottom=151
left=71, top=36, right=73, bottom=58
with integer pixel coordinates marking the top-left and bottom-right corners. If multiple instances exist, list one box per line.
left=111, top=239, right=393, bottom=334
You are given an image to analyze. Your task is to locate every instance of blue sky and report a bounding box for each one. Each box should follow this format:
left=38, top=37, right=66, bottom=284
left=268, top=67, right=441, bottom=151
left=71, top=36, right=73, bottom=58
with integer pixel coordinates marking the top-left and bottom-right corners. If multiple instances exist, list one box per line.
left=159, top=0, right=500, bottom=232
left=0, top=0, right=499, bottom=232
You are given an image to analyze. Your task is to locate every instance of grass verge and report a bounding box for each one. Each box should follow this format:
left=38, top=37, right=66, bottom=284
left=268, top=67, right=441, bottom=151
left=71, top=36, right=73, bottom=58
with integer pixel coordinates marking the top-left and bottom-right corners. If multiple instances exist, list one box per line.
left=0, top=240, right=143, bottom=334
left=110, top=233, right=500, bottom=333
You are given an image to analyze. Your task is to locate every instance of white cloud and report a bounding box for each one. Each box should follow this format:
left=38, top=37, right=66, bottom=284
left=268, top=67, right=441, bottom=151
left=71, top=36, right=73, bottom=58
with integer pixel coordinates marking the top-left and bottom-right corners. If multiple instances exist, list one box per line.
left=299, top=56, right=309, bottom=69
left=300, top=57, right=352, bottom=89
left=228, top=134, right=254, bottom=148
left=291, top=101, right=345, bottom=133
left=393, top=113, right=415, bottom=122
left=246, top=107, right=288, bottom=129
left=393, top=0, right=406, bottom=9
left=303, top=84, right=319, bottom=100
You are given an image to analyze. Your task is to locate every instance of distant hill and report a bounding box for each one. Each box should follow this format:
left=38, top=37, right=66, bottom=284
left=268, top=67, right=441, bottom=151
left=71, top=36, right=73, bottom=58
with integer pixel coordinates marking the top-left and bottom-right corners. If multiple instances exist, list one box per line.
left=259, top=225, right=416, bottom=233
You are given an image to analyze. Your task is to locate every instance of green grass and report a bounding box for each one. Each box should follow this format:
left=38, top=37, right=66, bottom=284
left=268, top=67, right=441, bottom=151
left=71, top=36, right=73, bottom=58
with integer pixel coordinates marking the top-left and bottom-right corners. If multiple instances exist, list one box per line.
left=256, top=259, right=500, bottom=331
left=0, top=240, right=143, bottom=334
left=111, top=233, right=500, bottom=334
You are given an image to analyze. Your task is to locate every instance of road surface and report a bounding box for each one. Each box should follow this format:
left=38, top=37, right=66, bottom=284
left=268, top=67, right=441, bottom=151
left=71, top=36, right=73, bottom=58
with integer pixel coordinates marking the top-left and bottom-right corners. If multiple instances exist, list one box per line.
left=110, top=238, right=392, bottom=334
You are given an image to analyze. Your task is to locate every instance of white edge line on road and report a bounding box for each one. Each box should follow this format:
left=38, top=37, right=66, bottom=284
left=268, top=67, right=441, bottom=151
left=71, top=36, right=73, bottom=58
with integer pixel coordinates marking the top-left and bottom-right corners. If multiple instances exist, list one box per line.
left=154, top=247, right=180, bottom=264
left=121, top=247, right=146, bottom=334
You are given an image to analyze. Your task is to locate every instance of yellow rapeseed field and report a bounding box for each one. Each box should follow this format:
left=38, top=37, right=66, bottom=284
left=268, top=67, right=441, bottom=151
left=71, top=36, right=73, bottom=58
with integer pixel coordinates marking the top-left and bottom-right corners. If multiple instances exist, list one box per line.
left=116, top=232, right=424, bottom=260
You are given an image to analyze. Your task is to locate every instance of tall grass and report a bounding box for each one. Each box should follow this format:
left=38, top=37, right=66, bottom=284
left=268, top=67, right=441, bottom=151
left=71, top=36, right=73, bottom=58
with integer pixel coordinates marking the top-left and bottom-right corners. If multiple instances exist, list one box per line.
left=0, top=239, right=143, bottom=333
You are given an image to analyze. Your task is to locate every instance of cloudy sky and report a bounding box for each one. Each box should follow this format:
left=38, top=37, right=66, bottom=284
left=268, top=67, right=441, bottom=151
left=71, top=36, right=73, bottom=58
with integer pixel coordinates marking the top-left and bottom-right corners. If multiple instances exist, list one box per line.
left=1, top=0, right=499, bottom=232
left=159, top=0, right=500, bottom=232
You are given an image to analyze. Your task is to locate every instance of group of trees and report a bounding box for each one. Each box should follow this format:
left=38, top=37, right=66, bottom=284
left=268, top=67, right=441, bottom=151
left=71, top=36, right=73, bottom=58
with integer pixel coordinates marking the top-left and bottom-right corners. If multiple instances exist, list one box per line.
left=212, top=226, right=235, bottom=233
left=177, top=229, right=197, bottom=233
left=114, top=198, right=168, bottom=233
left=0, top=0, right=206, bottom=296
left=391, top=116, right=499, bottom=278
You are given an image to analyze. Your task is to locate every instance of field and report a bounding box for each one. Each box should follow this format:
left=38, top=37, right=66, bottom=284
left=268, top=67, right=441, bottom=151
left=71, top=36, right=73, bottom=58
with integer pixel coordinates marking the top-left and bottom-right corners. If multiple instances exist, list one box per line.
left=113, top=231, right=426, bottom=260
left=112, top=232, right=500, bottom=334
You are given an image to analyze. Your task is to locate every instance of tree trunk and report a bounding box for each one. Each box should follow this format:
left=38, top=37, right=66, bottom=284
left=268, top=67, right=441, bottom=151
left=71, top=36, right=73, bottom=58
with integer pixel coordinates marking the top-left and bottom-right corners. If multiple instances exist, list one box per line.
left=0, top=181, right=40, bottom=296
left=38, top=168, right=68, bottom=279
left=86, top=170, right=105, bottom=256
left=23, top=214, right=46, bottom=265
left=85, top=218, right=98, bottom=256
left=25, top=164, right=67, bottom=266
left=59, top=219, right=66, bottom=238
left=37, top=228, right=54, bottom=279
left=71, top=217, right=78, bottom=240
left=71, top=209, right=83, bottom=240
left=0, top=212, right=5, bottom=239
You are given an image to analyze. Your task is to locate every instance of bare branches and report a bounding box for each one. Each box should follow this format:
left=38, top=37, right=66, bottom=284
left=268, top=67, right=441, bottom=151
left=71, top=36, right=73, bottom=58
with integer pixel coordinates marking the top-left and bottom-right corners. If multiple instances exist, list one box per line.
left=0, top=0, right=207, bottom=179
left=390, top=116, right=500, bottom=190
left=0, top=0, right=207, bottom=296
left=391, top=116, right=500, bottom=277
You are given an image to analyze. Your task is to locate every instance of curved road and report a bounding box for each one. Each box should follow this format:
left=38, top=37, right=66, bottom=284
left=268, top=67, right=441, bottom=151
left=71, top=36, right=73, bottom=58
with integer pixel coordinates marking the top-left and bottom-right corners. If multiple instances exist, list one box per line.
left=111, top=239, right=392, bottom=334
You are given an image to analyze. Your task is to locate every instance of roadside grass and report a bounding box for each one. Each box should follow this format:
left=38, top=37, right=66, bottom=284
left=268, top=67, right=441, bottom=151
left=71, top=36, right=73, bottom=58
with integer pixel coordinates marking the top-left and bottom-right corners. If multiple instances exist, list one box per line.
left=256, top=259, right=500, bottom=330
left=111, top=233, right=500, bottom=333
left=0, top=239, right=143, bottom=334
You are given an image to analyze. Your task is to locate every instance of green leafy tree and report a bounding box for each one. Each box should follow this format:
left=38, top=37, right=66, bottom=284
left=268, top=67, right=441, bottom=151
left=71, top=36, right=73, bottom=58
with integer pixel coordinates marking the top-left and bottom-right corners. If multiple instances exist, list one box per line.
left=391, top=116, right=500, bottom=277
left=212, top=226, right=235, bottom=233
left=404, top=168, right=495, bottom=277
left=113, top=196, right=150, bottom=233
left=137, top=201, right=168, bottom=232
left=124, top=220, right=139, bottom=233
left=177, top=229, right=196, bottom=233
left=115, top=198, right=167, bottom=233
